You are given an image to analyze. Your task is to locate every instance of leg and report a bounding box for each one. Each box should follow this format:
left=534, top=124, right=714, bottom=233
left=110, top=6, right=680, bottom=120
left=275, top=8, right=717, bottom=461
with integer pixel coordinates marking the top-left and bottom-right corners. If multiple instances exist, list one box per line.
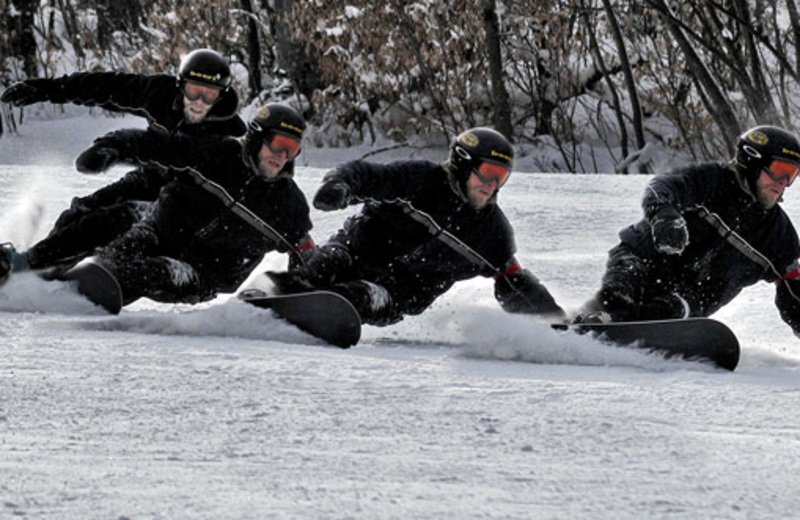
left=27, top=201, right=151, bottom=270
left=581, top=243, right=651, bottom=322
left=95, top=224, right=208, bottom=306
left=582, top=244, right=689, bottom=322
left=49, top=166, right=166, bottom=232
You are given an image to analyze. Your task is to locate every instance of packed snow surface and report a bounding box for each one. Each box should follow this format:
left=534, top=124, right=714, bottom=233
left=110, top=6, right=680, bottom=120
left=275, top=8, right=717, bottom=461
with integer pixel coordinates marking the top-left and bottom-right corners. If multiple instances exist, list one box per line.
left=2, top=122, right=800, bottom=518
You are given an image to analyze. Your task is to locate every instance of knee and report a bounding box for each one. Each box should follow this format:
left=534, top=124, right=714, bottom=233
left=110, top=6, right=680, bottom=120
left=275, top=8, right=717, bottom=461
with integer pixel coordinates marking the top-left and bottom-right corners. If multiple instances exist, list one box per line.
left=332, top=280, right=399, bottom=326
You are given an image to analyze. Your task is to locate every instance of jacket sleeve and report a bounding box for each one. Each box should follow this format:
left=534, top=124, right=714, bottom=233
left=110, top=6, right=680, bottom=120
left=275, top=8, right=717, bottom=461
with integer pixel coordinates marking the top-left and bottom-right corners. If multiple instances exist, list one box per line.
left=642, top=164, right=722, bottom=219
left=494, top=261, right=565, bottom=319
left=325, top=160, right=435, bottom=202
left=46, top=72, right=172, bottom=119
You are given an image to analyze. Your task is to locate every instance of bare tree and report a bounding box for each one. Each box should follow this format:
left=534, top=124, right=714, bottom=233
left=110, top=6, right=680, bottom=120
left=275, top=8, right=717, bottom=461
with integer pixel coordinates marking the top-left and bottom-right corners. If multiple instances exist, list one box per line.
left=484, top=0, right=513, bottom=140
left=276, top=0, right=324, bottom=108
left=646, top=0, right=741, bottom=152
left=581, top=0, right=631, bottom=168
left=601, top=0, right=645, bottom=151
left=8, top=0, right=38, bottom=78
left=240, top=0, right=262, bottom=102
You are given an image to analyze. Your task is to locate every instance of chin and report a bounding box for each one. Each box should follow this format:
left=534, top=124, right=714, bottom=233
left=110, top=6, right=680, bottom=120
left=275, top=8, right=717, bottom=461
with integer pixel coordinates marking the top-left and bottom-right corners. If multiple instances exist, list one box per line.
left=184, top=110, right=207, bottom=124
left=468, top=198, right=488, bottom=209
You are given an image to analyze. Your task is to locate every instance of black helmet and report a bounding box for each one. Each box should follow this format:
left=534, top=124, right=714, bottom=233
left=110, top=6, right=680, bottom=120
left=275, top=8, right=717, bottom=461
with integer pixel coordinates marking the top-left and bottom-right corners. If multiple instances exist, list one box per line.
left=449, top=127, right=514, bottom=184
left=735, top=125, right=800, bottom=183
left=245, top=103, right=306, bottom=168
left=178, top=49, right=232, bottom=90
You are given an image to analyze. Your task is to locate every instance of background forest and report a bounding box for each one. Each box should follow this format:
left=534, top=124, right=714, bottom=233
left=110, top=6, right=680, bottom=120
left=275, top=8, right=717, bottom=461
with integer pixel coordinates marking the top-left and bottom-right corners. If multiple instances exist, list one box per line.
left=1, top=0, right=799, bottom=173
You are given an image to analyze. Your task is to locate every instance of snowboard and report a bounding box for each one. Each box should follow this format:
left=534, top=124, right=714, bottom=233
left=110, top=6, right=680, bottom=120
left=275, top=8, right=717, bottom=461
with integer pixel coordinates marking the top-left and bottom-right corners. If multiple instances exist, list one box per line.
left=553, top=317, right=740, bottom=371
left=63, top=259, right=124, bottom=315
left=239, top=290, right=362, bottom=348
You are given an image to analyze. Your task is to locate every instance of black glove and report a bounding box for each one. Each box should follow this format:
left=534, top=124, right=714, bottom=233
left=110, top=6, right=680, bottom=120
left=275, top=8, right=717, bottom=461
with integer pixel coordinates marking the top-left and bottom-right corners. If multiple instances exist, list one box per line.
left=314, top=174, right=352, bottom=211
left=495, top=268, right=565, bottom=318
left=75, top=141, right=121, bottom=174
left=1, top=78, right=59, bottom=106
left=776, top=279, right=800, bottom=339
left=74, top=131, right=133, bottom=173
left=649, top=205, right=689, bottom=255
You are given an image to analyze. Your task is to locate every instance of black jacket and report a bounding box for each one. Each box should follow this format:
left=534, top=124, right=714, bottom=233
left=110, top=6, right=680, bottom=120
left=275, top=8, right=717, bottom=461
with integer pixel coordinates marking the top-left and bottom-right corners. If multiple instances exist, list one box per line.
left=98, top=129, right=312, bottom=293
left=619, top=162, right=800, bottom=321
left=45, top=72, right=245, bottom=135
left=324, top=160, right=563, bottom=318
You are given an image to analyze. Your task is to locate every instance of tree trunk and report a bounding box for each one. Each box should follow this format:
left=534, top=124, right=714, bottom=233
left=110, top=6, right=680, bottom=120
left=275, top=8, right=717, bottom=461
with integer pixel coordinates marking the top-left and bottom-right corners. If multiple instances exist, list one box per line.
left=482, top=0, right=512, bottom=141
left=582, top=0, right=630, bottom=171
left=732, top=0, right=780, bottom=124
left=602, top=0, right=646, bottom=151
left=273, top=0, right=323, bottom=109
left=13, top=0, right=38, bottom=78
left=240, top=0, right=262, bottom=101
left=788, top=0, right=800, bottom=74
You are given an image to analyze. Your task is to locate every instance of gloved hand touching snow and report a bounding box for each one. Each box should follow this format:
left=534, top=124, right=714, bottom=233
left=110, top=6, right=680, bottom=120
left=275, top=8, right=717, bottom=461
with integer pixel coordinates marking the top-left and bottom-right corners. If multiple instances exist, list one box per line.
left=314, top=171, right=352, bottom=211
left=649, top=205, right=689, bottom=255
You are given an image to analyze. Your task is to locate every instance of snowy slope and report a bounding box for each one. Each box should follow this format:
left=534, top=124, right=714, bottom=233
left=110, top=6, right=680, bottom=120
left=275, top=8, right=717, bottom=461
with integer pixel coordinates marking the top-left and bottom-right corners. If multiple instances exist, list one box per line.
left=2, top=128, right=800, bottom=518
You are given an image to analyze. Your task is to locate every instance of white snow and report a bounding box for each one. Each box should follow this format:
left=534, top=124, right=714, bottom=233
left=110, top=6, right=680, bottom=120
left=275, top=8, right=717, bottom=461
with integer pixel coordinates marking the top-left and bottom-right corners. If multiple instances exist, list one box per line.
left=1, top=116, right=800, bottom=518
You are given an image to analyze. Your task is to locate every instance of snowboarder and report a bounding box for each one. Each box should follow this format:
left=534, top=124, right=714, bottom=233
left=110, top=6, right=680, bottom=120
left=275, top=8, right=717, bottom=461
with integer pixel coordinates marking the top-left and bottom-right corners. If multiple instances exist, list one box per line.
left=0, top=49, right=246, bottom=284
left=575, top=125, right=800, bottom=337
left=263, top=127, right=565, bottom=326
left=49, top=103, right=313, bottom=309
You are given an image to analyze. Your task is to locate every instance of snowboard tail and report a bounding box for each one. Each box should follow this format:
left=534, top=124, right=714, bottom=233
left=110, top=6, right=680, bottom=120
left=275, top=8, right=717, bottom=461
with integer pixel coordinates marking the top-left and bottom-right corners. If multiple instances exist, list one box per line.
left=554, top=317, right=740, bottom=371
left=240, top=290, right=362, bottom=348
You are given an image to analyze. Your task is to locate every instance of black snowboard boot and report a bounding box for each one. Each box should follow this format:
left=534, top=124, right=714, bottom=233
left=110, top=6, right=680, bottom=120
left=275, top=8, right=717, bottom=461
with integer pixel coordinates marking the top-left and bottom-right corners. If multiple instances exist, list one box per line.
left=0, top=243, right=30, bottom=286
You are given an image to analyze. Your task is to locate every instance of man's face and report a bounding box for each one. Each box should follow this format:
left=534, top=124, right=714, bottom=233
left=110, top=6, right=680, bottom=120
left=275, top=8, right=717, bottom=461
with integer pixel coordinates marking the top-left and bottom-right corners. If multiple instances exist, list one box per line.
left=466, top=172, right=497, bottom=209
left=182, top=82, right=221, bottom=124
left=464, top=162, right=511, bottom=209
left=256, top=143, right=290, bottom=179
left=754, top=159, right=799, bottom=208
left=255, top=133, right=301, bottom=179
left=755, top=169, right=788, bottom=208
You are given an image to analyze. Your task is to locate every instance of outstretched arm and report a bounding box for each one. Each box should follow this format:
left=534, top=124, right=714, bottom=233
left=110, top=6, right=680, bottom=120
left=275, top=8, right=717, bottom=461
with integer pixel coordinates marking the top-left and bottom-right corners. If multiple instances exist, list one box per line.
left=313, top=160, right=433, bottom=211
left=2, top=72, right=170, bottom=118
left=75, top=128, right=230, bottom=176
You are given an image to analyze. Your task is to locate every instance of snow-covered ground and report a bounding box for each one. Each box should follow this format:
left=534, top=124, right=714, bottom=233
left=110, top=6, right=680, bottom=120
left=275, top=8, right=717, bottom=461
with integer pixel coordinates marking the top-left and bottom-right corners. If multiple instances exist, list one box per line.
left=1, top=116, right=800, bottom=519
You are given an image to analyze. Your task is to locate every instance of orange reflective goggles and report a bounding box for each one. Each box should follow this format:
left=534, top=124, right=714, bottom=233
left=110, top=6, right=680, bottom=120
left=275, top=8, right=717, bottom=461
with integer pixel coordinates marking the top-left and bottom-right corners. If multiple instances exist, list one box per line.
left=182, top=82, right=222, bottom=105
left=266, top=133, right=301, bottom=159
left=472, top=162, right=512, bottom=186
left=765, top=159, right=800, bottom=186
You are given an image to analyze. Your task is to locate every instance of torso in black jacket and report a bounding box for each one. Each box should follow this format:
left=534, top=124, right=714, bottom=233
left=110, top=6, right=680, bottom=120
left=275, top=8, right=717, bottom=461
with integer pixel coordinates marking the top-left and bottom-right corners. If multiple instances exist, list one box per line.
left=119, top=130, right=312, bottom=292
left=619, top=162, right=800, bottom=316
left=51, top=72, right=246, bottom=136
left=327, top=160, right=517, bottom=316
